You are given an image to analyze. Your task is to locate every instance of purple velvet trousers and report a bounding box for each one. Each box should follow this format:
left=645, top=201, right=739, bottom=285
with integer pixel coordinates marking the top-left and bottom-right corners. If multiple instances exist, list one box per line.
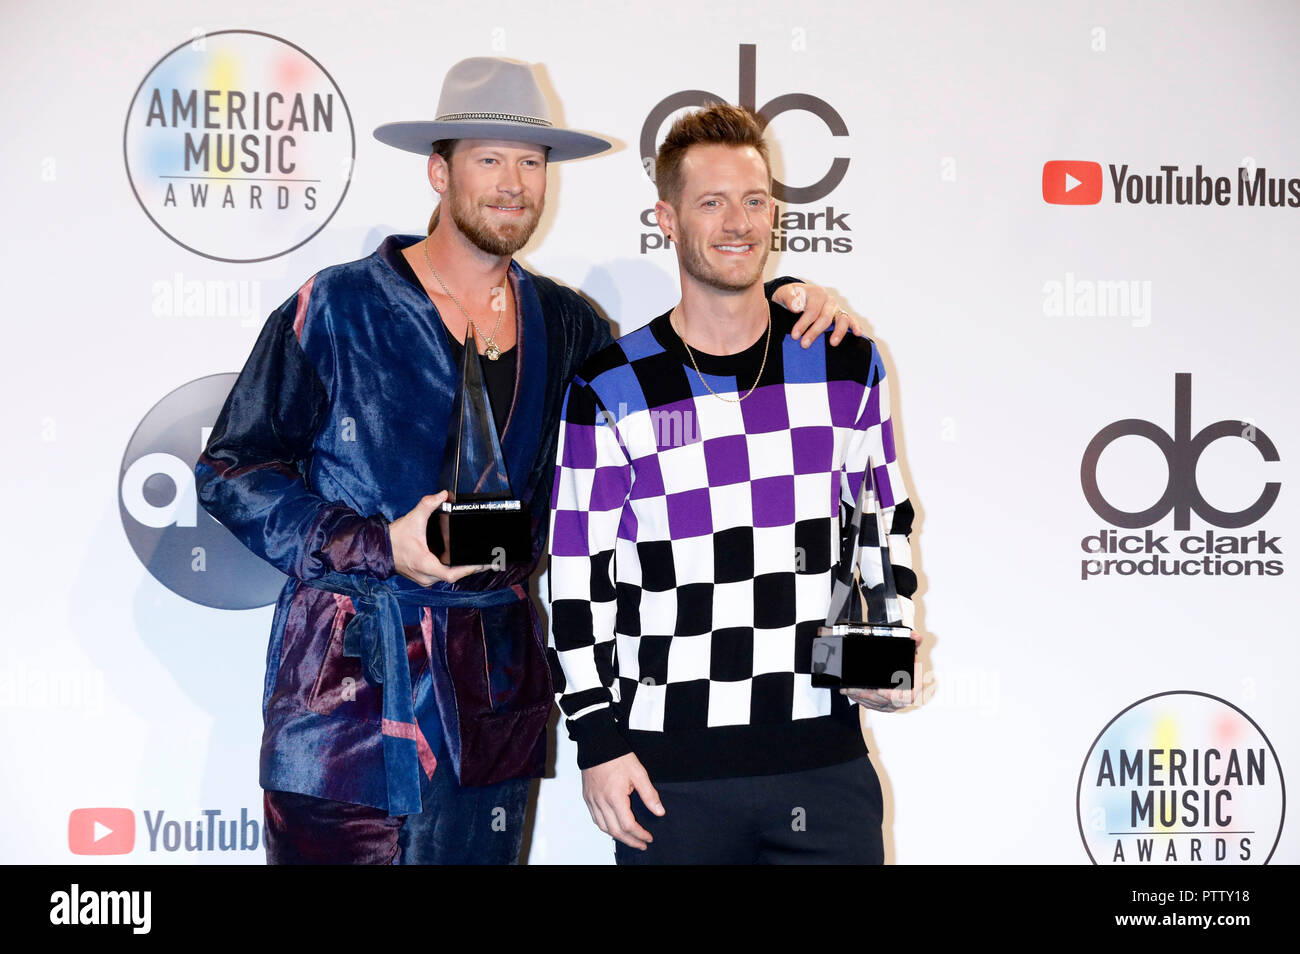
left=263, top=763, right=531, bottom=865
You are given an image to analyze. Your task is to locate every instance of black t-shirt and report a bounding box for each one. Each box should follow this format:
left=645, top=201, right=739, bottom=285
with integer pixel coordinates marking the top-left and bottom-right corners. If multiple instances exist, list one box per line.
left=446, top=335, right=517, bottom=437
left=652, top=307, right=774, bottom=392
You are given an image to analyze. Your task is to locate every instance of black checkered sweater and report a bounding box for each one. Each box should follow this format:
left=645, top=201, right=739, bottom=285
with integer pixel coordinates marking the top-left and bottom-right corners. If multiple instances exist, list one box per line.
left=547, top=303, right=917, bottom=781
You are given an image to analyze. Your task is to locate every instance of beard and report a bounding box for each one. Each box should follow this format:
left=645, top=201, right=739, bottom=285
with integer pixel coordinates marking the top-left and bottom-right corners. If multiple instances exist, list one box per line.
left=445, top=188, right=543, bottom=256
left=676, top=222, right=770, bottom=292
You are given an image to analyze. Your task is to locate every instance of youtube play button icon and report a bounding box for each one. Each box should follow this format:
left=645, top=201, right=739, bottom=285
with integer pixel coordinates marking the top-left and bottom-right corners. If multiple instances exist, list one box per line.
left=1042, top=160, right=1103, bottom=204
left=68, top=807, right=135, bottom=855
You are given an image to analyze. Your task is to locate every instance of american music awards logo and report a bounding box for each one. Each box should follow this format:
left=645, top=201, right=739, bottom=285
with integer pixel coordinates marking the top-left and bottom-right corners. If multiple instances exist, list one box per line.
left=123, top=30, right=355, bottom=263
left=1077, top=691, right=1285, bottom=864
left=637, top=44, right=854, bottom=256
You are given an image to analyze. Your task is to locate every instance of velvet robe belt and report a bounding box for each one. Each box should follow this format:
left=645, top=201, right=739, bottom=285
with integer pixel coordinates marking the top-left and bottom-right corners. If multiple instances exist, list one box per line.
left=308, top=570, right=528, bottom=815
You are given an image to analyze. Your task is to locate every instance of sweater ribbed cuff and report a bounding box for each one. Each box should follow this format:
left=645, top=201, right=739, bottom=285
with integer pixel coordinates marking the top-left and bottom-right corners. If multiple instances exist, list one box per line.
left=568, top=708, right=633, bottom=769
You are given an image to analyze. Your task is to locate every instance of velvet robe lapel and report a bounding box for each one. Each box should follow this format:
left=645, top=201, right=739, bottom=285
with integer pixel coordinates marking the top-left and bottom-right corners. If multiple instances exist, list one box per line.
left=375, top=235, right=459, bottom=492
left=502, top=267, right=546, bottom=506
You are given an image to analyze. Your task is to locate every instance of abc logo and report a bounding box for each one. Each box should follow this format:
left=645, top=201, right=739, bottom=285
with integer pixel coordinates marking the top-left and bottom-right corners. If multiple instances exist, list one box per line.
left=1081, top=374, right=1280, bottom=530
left=118, top=374, right=285, bottom=609
left=640, top=44, right=848, bottom=204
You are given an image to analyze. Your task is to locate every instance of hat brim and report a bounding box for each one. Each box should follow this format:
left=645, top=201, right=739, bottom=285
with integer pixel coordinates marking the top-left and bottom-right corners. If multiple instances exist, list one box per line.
left=373, top=120, right=611, bottom=162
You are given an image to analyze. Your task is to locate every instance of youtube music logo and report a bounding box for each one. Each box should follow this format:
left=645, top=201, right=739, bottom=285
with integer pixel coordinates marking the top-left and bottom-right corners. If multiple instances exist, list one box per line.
left=1043, top=160, right=1103, bottom=205
left=1043, top=158, right=1297, bottom=207
left=68, top=807, right=135, bottom=855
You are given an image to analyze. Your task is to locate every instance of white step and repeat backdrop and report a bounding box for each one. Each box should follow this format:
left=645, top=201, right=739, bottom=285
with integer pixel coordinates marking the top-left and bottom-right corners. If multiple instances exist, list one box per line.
left=2, top=0, right=1296, bottom=864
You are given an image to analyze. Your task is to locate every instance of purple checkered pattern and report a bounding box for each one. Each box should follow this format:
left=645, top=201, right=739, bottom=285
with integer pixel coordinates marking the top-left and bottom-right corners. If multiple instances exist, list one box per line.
left=548, top=307, right=916, bottom=771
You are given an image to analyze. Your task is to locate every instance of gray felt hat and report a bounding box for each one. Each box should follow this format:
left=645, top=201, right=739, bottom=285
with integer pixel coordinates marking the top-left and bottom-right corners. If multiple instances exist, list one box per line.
left=373, top=57, right=611, bottom=162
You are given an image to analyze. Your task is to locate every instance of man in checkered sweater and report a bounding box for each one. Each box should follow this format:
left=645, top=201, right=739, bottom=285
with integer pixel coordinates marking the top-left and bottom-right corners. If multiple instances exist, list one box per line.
left=548, top=104, right=920, bottom=864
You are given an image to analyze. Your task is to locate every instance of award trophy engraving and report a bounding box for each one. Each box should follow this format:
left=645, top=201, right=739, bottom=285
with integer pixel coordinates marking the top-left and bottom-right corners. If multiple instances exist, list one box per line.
left=426, top=327, right=531, bottom=567
left=811, top=460, right=916, bottom=690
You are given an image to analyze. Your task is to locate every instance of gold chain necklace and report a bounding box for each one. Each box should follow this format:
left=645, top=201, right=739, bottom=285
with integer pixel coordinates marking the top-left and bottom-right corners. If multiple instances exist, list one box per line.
left=422, top=241, right=506, bottom=360
left=673, top=308, right=772, bottom=403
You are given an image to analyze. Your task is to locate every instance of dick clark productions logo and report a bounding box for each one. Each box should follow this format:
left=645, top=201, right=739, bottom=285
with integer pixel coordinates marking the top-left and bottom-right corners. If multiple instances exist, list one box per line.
left=119, top=375, right=285, bottom=609
left=1077, top=691, right=1285, bottom=864
left=1078, top=374, right=1283, bottom=580
left=637, top=44, right=854, bottom=255
left=123, top=30, right=355, bottom=263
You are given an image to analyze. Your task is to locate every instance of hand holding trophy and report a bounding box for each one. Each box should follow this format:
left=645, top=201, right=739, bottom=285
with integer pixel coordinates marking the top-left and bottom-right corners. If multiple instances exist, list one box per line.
left=425, top=325, right=531, bottom=570
left=811, top=459, right=918, bottom=708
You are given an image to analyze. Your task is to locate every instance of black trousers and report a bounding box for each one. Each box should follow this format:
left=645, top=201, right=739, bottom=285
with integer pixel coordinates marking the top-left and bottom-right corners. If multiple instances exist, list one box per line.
left=614, top=755, right=885, bottom=865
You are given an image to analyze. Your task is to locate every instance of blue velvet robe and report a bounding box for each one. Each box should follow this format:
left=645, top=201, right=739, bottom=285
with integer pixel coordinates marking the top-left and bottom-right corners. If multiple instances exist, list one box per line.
left=196, top=232, right=799, bottom=815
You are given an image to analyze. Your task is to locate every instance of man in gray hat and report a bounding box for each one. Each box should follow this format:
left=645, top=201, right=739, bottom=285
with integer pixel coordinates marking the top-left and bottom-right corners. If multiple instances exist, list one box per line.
left=196, top=56, right=858, bottom=865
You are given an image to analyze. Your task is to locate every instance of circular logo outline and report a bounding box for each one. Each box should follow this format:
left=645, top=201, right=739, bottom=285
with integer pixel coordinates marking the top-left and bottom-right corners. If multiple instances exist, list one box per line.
left=122, top=29, right=356, bottom=264
left=118, top=372, right=286, bottom=610
left=1075, top=689, right=1286, bottom=864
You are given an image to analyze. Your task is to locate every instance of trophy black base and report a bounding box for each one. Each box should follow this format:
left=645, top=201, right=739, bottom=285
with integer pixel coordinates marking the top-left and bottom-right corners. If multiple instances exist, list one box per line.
left=811, top=622, right=915, bottom=690
left=426, top=499, right=531, bottom=567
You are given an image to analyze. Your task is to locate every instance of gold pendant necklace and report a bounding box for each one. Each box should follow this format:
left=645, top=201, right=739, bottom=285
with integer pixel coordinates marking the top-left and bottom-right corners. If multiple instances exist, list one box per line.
left=422, top=241, right=506, bottom=359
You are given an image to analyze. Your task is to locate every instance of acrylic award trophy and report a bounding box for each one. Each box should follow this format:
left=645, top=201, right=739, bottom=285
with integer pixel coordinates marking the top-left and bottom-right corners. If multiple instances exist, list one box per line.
left=426, top=326, right=531, bottom=567
left=810, top=460, right=916, bottom=690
